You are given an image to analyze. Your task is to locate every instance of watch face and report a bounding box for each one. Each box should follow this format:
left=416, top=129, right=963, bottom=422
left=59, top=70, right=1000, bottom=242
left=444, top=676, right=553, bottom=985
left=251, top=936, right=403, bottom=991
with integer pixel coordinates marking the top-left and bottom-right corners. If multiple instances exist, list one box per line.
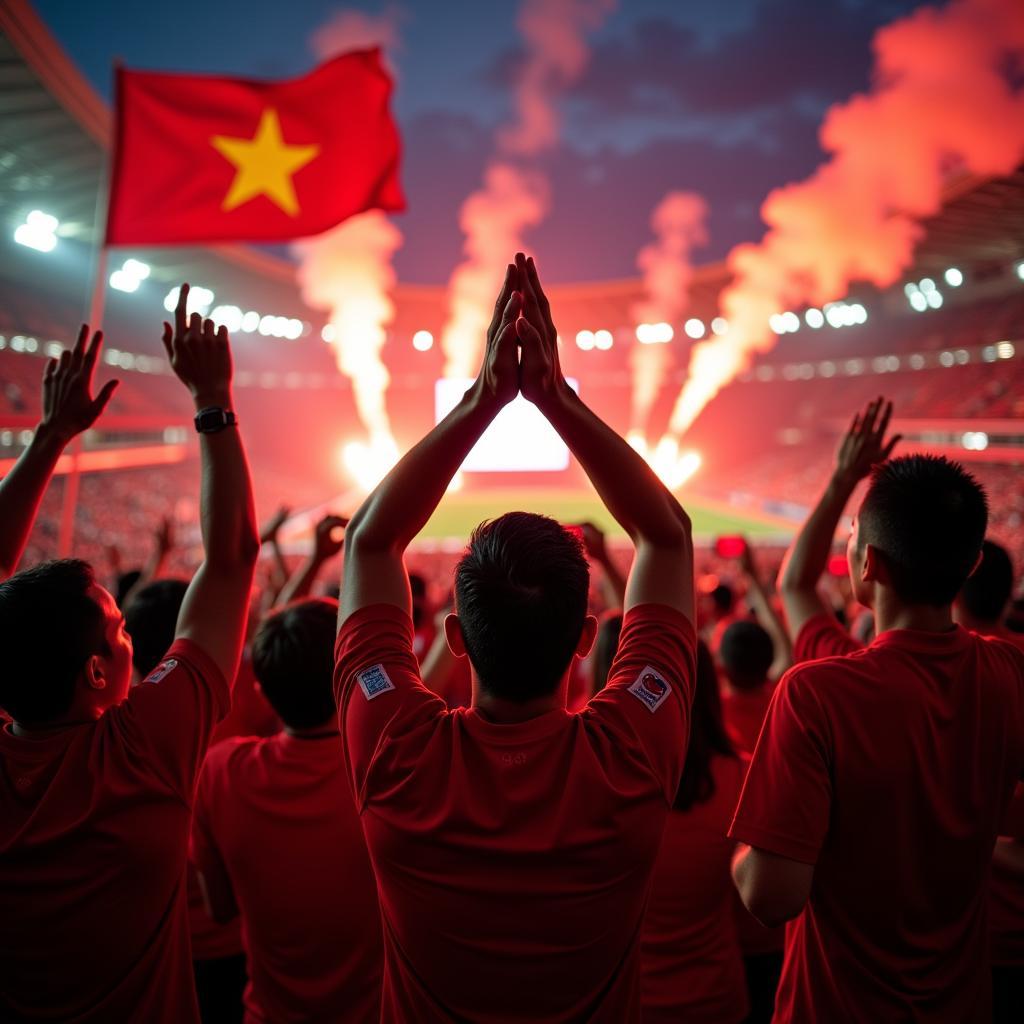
left=196, top=408, right=230, bottom=432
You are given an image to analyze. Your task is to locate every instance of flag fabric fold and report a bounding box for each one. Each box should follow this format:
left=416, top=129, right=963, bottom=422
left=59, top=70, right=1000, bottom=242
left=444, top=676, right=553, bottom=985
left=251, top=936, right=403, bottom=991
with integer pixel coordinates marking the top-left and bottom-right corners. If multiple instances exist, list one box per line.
left=106, top=49, right=404, bottom=245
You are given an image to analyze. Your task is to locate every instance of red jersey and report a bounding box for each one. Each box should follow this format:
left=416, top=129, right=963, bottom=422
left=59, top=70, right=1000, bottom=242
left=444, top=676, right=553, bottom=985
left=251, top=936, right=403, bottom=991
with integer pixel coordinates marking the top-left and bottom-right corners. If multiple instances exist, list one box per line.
left=641, top=752, right=749, bottom=1023
left=792, top=611, right=862, bottom=663
left=191, top=732, right=382, bottom=1024
left=335, top=602, right=696, bottom=1023
left=0, top=640, right=227, bottom=1023
left=730, top=626, right=1024, bottom=1023
left=721, top=684, right=773, bottom=754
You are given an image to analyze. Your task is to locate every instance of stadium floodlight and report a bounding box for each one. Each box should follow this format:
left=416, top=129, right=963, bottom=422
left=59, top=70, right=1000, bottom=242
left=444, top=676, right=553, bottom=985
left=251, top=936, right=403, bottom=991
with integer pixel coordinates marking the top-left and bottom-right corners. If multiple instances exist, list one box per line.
left=1016, top=262, right=1024, bottom=281
left=768, top=314, right=786, bottom=334
left=210, top=305, right=243, bottom=333
left=122, top=259, right=150, bottom=280
left=652, top=322, right=673, bottom=343
left=781, top=311, right=800, bottom=333
left=593, top=329, right=613, bottom=350
left=908, top=291, right=928, bottom=312
left=824, top=304, right=846, bottom=328
left=164, top=285, right=214, bottom=315
left=576, top=330, right=595, bottom=350
left=412, top=330, right=434, bottom=352
left=903, top=282, right=919, bottom=298
left=14, top=210, right=59, bottom=253
left=962, top=431, right=989, bottom=452
left=996, top=341, right=1015, bottom=359
left=851, top=303, right=868, bottom=324
left=944, top=267, right=963, bottom=287
left=684, top=318, right=705, bottom=340
left=284, top=318, right=303, bottom=340
left=711, top=317, right=728, bottom=336
left=804, top=308, right=825, bottom=328
left=925, top=290, right=943, bottom=309
left=109, top=270, right=140, bottom=293
left=321, top=324, right=336, bottom=343
left=919, top=277, right=936, bottom=293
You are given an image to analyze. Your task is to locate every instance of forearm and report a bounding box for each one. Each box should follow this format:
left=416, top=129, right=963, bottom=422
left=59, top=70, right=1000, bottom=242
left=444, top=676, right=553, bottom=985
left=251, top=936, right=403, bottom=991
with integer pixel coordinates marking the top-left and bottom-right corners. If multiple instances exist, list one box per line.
left=276, top=553, right=325, bottom=607
left=745, top=571, right=793, bottom=675
left=347, top=385, right=500, bottom=551
left=540, top=386, right=689, bottom=546
left=596, top=553, right=627, bottom=609
left=779, top=474, right=854, bottom=595
left=0, top=425, right=66, bottom=578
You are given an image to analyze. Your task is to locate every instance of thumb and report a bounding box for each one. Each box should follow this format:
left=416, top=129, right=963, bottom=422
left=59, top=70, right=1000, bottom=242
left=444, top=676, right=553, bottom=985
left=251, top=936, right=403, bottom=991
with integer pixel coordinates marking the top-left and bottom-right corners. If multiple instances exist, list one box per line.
left=516, top=316, right=540, bottom=343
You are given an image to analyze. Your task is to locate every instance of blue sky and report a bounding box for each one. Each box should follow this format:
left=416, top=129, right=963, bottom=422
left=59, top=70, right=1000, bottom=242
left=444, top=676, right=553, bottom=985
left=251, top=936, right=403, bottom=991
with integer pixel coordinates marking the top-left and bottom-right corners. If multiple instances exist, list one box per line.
left=35, top=0, right=921, bottom=282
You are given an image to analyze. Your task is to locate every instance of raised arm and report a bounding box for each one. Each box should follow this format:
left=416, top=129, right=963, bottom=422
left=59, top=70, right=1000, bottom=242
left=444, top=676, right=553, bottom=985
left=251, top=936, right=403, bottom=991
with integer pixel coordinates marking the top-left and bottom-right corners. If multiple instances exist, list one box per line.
left=515, top=255, right=693, bottom=624
left=339, top=266, right=522, bottom=627
left=162, top=284, right=260, bottom=683
left=778, top=398, right=899, bottom=639
left=259, top=505, right=291, bottom=600
left=737, top=539, right=792, bottom=679
left=0, top=325, right=118, bottom=579
left=276, top=513, right=348, bottom=607
left=579, top=521, right=628, bottom=609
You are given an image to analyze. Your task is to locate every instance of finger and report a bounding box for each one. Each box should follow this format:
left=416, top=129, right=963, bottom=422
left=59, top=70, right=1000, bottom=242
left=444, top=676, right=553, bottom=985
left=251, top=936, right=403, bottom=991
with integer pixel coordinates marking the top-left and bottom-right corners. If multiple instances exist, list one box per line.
left=858, top=398, right=879, bottom=437
left=189, top=312, right=202, bottom=337
left=43, top=357, right=58, bottom=380
left=495, top=290, right=522, bottom=341
left=203, top=319, right=216, bottom=342
left=525, top=256, right=555, bottom=335
left=516, top=314, right=541, bottom=345
left=90, top=379, right=120, bottom=418
left=161, top=323, right=173, bottom=360
left=519, top=256, right=543, bottom=327
left=487, top=264, right=516, bottom=338
left=175, top=284, right=190, bottom=338
left=83, top=330, right=104, bottom=381
left=71, top=323, right=89, bottom=368
left=882, top=434, right=901, bottom=460
left=216, top=324, right=228, bottom=344
left=848, top=412, right=861, bottom=436
left=58, top=349, right=71, bottom=373
left=875, top=400, right=893, bottom=439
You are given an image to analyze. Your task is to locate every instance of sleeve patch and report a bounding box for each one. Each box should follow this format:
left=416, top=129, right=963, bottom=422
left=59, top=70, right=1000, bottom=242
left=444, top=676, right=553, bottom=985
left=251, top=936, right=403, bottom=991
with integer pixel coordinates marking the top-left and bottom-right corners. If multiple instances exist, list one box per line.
left=142, top=659, right=178, bottom=685
left=628, top=665, right=672, bottom=712
left=356, top=663, right=397, bottom=701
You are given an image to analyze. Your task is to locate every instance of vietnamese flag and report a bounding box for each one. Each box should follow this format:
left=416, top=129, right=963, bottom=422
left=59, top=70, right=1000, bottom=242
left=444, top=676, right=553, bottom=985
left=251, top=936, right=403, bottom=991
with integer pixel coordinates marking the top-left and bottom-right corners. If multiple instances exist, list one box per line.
left=106, top=49, right=404, bottom=245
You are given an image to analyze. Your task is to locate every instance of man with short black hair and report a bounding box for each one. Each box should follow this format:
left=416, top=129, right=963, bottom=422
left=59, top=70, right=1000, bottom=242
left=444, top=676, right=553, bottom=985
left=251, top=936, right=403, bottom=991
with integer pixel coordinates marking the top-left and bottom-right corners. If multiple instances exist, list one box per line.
left=0, top=289, right=260, bottom=1023
left=335, top=253, right=696, bottom=1021
left=192, top=597, right=382, bottom=1024
left=956, top=539, right=1020, bottom=644
left=718, top=619, right=775, bottom=755
left=732, top=399, right=1024, bottom=1022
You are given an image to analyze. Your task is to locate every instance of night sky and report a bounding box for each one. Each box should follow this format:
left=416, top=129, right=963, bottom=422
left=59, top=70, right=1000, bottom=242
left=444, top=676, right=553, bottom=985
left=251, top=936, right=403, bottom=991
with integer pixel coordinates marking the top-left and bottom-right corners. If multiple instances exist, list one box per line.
left=35, top=0, right=921, bottom=283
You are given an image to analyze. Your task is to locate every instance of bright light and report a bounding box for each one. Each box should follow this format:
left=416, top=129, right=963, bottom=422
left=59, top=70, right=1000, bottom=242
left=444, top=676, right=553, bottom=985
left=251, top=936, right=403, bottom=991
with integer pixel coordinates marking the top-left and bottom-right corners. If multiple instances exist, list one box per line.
left=919, top=277, right=936, bottom=293
left=284, top=318, right=303, bottom=340
left=109, top=270, right=139, bottom=293
left=122, top=259, right=150, bottom=280
left=258, top=315, right=274, bottom=336
left=996, top=341, right=1015, bottom=359
left=412, top=330, right=434, bottom=352
left=781, top=311, right=800, bottom=333
left=904, top=282, right=919, bottom=297
left=593, top=329, right=613, bottom=350
left=851, top=303, right=868, bottom=324
left=768, top=314, right=786, bottom=334
left=648, top=436, right=701, bottom=490
left=1017, top=262, right=1024, bottom=281
left=711, top=317, right=728, bottom=336
left=164, top=286, right=214, bottom=315
left=909, top=291, right=928, bottom=312
left=926, top=290, right=943, bottom=309
left=210, top=305, right=243, bottom=333
left=627, top=431, right=648, bottom=457
left=944, top=267, right=963, bottom=287
left=962, top=431, right=989, bottom=451
left=241, top=311, right=260, bottom=333
left=805, top=308, right=825, bottom=328
left=14, top=210, right=59, bottom=252
left=321, top=324, right=336, bottom=343
left=447, top=471, right=464, bottom=494
left=637, top=322, right=673, bottom=344
left=340, top=436, right=400, bottom=492
left=684, top=318, right=705, bottom=340
left=576, top=330, right=595, bottom=350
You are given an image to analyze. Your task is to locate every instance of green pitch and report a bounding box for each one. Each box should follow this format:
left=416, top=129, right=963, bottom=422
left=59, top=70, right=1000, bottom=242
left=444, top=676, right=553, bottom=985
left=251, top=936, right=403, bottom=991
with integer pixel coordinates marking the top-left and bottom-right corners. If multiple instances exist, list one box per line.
left=417, top=488, right=789, bottom=542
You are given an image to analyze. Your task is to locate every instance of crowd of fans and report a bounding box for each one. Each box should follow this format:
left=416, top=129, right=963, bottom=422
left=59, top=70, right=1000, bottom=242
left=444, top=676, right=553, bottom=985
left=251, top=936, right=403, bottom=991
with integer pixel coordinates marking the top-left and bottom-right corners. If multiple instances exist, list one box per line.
left=0, top=258, right=1021, bottom=1024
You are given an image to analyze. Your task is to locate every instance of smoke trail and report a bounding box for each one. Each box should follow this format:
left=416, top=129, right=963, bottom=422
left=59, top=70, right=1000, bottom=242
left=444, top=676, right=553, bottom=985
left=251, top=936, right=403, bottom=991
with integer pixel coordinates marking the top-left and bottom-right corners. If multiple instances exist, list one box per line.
left=293, top=9, right=403, bottom=477
left=442, top=0, right=615, bottom=378
left=664, top=0, right=1024, bottom=438
left=629, top=192, right=707, bottom=443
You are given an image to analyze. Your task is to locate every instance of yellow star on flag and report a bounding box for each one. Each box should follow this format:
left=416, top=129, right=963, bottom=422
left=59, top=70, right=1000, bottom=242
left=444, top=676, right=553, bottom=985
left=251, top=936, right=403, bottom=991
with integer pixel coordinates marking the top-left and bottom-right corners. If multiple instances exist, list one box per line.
left=211, top=108, right=320, bottom=217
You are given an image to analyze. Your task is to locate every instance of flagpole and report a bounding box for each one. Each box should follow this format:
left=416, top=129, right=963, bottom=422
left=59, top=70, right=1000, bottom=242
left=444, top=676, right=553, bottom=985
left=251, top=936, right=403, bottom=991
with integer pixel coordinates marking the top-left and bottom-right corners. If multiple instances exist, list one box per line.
left=57, top=136, right=112, bottom=558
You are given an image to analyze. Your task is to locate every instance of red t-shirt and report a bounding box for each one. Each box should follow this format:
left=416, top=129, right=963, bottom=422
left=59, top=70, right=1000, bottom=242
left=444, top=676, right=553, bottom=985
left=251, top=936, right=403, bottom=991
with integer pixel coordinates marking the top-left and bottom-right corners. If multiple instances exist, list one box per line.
left=191, top=732, right=382, bottom=1024
left=0, top=639, right=227, bottom=1023
left=792, top=611, right=862, bottom=663
left=730, top=626, right=1024, bottom=1023
left=991, top=782, right=1024, bottom=965
left=721, top=684, right=774, bottom=755
left=335, top=602, right=696, bottom=1023
left=641, top=752, right=749, bottom=1023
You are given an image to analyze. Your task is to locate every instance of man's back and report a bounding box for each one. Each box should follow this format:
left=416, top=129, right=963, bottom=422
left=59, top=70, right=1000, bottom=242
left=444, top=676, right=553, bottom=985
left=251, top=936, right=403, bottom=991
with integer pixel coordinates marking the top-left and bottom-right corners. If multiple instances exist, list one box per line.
left=732, top=626, right=1024, bottom=1022
left=336, top=602, right=695, bottom=1023
left=0, top=641, right=226, bottom=1023
left=192, top=731, right=382, bottom=1024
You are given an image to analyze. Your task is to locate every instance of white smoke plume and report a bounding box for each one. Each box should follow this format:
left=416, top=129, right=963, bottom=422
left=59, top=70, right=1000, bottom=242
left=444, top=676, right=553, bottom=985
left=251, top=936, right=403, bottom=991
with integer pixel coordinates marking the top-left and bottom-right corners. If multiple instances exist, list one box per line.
left=664, top=0, right=1024, bottom=439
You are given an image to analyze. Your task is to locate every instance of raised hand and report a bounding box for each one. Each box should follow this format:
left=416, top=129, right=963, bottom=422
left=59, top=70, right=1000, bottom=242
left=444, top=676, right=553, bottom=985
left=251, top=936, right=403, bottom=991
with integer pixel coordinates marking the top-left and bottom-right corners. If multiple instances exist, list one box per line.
left=161, top=283, right=233, bottom=405
left=40, top=324, right=120, bottom=443
left=577, top=521, right=608, bottom=563
left=834, top=398, right=900, bottom=486
left=156, top=517, right=175, bottom=558
left=475, top=263, right=522, bottom=408
left=260, top=505, right=291, bottom=546
left=516, top=253, right=564, bottom=407
left=313, top=514, right=349, bottom=562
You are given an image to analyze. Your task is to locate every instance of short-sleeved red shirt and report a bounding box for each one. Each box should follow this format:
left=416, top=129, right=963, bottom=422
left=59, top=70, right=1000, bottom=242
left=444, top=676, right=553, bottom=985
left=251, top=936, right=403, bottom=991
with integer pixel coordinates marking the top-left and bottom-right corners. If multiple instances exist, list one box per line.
left=0, top=639, right=228, bottom=1023
left=641, top=752, right=749, bottom=1023
left=335, top=602, right=695, bottom=1023
left=730, top=626, right=1024, bottom=1022
left=721, top=684, right=774, bottom=755
left=191, top=732, right=382, bottom=1024
left=792, top=611, right=862, bottom=663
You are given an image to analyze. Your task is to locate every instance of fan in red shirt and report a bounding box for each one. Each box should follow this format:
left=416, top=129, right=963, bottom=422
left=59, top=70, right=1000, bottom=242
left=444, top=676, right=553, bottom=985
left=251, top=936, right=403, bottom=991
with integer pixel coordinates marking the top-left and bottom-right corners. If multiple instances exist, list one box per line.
left=335, top=254, right=696, bottom=1022
left=733, top=398, right=1024, bottom=1023
left=0, top=290, right=260, bottom=1023
left=192, top=596, right=383, bottom=1024
left=640, top=640, right=749, bottom=1023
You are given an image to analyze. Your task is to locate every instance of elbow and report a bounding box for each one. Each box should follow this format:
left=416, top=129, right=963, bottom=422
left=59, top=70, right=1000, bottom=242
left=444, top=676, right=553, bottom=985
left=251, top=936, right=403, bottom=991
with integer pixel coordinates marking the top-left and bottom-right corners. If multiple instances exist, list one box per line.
left=239, top=526, right=262, bottom=567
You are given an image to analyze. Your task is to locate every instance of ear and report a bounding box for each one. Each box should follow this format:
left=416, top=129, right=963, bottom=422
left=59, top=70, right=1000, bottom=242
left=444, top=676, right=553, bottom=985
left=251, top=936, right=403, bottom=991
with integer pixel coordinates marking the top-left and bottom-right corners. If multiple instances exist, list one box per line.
left=84, top=655, right=107, bottom=691
left=576, top=614, right=599, bottom=659
left=444, top=613, right=468, bottom=658
left=862, top=543, right=882, bottom=584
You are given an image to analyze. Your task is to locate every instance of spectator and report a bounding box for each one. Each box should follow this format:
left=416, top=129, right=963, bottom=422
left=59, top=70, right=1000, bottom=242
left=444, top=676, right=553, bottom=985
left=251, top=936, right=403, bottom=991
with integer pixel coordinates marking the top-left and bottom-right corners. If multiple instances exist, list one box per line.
left=955, top=539, right=1022, bottom=648
left=640, top=640, right=748, bottom=1023
left=732, top=397, right=1024, bottom=1022
left=0, top=290, right=259, bottom=1023
left=334, top=253, right=695, bottom=1020
left=718, top=619, right=775, bottom=755
left=192, top=598, right=382, bottom=1024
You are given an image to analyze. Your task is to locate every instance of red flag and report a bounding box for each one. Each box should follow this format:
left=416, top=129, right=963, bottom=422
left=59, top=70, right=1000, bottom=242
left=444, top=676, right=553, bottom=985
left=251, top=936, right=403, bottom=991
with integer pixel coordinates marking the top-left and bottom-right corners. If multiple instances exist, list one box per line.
left=106, top=50, right=404, bottom=245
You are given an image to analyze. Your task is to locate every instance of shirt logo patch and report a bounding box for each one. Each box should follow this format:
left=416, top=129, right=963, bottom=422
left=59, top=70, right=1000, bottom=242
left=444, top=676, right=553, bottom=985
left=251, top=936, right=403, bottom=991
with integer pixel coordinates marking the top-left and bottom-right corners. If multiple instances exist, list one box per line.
left=628, top=666, right=671, bottom=712
left=143, top=659, right=178, bottom=685
left=356, top=663, right=396, bottom=701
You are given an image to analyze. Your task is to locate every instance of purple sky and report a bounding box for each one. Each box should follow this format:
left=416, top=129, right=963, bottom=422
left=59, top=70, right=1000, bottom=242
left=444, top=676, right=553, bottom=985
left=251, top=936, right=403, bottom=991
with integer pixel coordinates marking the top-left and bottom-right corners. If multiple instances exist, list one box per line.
left=35, top=0, right=920, bottom=283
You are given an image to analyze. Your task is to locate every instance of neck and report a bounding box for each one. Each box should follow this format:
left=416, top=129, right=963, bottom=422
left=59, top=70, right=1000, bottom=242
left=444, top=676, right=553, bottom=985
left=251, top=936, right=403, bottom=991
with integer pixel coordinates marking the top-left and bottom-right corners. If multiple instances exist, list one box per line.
left=872, top=590, right=956, bottom=635
left=471, top=671, right=567, bottom=724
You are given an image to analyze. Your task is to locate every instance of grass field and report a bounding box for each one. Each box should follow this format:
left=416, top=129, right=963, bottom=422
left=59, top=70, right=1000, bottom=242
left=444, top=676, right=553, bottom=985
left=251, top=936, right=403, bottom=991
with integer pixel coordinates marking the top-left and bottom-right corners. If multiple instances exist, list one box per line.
left=416, top=488, right=791, bottom=543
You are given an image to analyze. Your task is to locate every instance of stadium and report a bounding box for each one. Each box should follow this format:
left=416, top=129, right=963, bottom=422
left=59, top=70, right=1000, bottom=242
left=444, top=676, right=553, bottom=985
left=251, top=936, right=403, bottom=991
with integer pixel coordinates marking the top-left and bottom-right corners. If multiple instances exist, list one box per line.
left=1, top=0, right=1023, bottom=1021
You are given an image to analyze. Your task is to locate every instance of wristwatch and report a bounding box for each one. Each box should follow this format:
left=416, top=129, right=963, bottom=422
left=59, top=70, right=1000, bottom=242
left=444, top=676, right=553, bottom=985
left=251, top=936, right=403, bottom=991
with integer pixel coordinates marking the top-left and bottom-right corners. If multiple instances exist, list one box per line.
left=194, top=407, right=238, bottom=434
